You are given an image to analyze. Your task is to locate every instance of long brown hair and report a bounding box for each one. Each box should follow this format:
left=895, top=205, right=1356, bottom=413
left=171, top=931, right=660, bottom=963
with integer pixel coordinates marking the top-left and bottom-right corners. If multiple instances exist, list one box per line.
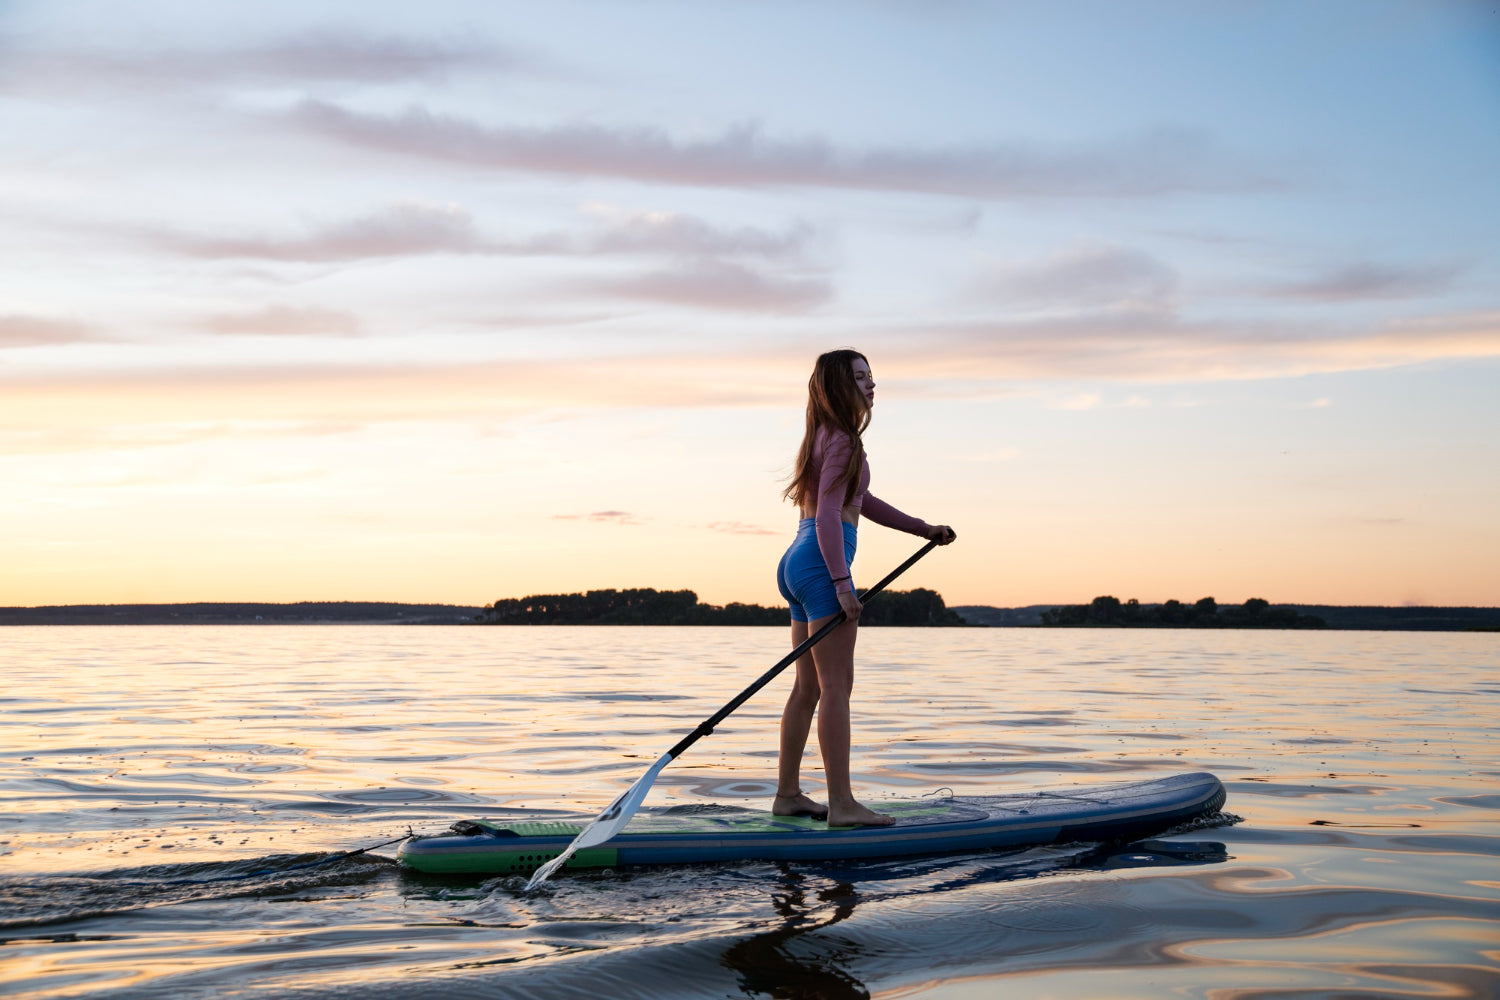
left=783, top=349, right=871, bottom=509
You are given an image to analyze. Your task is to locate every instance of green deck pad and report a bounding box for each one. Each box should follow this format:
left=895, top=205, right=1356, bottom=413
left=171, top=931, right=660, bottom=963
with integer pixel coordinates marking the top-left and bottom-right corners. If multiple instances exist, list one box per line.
left=469, top=799, right=962, bottom=839
left=615, top=799, right=959, bottom=834
left=466, top=820, right=585, bottom=837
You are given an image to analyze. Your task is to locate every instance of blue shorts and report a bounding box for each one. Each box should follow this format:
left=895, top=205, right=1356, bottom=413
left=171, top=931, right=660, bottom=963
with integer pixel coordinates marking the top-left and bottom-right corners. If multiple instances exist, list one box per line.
left=776, top=518, right=857, bottom=622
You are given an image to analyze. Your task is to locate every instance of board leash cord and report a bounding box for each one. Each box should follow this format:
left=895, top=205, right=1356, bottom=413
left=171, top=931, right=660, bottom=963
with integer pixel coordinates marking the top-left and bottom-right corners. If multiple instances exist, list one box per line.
left=95, top=831, right=416, bottom=889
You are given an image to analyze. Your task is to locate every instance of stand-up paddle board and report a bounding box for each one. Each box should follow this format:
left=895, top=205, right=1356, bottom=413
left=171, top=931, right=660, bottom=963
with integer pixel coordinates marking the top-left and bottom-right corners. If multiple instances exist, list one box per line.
left=397, top=771, right=1226, bottom=875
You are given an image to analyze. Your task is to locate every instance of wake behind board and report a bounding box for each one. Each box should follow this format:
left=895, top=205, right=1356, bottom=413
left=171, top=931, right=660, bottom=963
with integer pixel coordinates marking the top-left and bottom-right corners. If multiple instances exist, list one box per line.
left=397, top=771, right=1226, bottom=876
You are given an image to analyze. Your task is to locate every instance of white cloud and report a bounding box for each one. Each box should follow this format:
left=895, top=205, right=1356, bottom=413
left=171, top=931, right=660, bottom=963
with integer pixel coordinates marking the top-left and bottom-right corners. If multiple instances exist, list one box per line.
left=201, top=305, right=361, bottom=337
left=1055, top=393, right=1102, bottom=411
left=882, top=309, right=1500, bottom=383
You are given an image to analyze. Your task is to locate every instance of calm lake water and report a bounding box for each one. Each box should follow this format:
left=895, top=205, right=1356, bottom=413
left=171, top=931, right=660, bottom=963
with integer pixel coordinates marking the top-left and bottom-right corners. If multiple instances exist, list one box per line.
left=1, top=626, right=1496, bottom=999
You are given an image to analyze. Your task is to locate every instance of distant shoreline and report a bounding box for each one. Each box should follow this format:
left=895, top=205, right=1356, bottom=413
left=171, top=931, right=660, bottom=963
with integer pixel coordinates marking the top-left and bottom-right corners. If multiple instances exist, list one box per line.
left=0, top=602, right=486, bottom=626
left=2, top=601, right=1498, bottom=631
left=953, top=603, right=1500, bottom=632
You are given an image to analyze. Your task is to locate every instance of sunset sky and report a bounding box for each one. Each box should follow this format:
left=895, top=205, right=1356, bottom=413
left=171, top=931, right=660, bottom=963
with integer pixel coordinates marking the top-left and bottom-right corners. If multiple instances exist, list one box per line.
left=3, top=0, right=1498, bottom=610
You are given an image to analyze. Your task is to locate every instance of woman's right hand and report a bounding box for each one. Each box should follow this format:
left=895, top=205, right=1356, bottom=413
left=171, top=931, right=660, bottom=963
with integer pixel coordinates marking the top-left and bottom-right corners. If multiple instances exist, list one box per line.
left=927, top=524, right=957, bottom=545
left=838, top=589, right=863, bottom=622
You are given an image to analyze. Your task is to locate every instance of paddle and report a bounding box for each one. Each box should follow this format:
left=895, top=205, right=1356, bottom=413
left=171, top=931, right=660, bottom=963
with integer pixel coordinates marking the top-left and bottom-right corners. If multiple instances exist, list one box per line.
left=525, top=538, right=941, bottom=890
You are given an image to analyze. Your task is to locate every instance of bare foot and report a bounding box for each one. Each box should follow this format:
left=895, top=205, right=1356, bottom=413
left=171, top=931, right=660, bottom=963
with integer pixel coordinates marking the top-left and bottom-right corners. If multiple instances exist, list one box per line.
left=772, top=791, right=828, bottom=820
left=826, top=801, right=895, bottom=827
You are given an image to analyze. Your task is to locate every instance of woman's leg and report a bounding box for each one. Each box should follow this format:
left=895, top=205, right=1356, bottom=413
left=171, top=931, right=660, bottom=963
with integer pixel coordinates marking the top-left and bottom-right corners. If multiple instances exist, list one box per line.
left=807, top=613, right=894, bottom=827
left=774, top=618, right=827, bottom=818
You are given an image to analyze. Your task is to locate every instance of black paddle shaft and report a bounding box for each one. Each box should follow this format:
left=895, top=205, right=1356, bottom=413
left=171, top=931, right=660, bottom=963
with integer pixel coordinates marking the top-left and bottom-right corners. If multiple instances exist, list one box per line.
left=665, top=539, right=940, bottom=760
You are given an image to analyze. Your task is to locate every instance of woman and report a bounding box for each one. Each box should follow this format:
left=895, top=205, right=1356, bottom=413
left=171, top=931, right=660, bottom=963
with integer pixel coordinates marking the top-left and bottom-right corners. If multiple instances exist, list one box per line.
left=774, top=349, right=956, bottom=827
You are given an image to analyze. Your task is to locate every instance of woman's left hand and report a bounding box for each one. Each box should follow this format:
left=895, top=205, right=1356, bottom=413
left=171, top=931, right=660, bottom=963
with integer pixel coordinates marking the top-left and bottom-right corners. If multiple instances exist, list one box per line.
left=927, top=524, right=957, bottom=545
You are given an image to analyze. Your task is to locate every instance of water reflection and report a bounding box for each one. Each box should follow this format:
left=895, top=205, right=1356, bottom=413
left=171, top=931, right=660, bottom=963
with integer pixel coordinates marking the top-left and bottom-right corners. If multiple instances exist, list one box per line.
left=721, top=872, right=869, bottom=1000
left=718, top=840, right=1234, bottom=1000
left=318, top=786, right=484, bottom=805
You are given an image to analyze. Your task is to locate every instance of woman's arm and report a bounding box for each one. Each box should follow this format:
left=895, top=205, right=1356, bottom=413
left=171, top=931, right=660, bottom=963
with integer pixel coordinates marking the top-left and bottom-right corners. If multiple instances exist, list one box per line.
left=861, top=493, right=930, bottom=536
left=865, top=494, right=958, bottom=545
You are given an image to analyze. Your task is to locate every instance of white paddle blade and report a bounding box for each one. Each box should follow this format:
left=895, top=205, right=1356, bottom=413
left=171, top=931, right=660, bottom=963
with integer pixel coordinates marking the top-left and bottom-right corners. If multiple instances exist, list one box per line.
left=524, top=751, right=673, bottom=891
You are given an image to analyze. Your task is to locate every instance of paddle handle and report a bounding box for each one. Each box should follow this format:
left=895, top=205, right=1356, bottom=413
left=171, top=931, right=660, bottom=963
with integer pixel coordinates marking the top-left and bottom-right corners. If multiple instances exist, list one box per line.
left=665, top=538, right=940, bottom=759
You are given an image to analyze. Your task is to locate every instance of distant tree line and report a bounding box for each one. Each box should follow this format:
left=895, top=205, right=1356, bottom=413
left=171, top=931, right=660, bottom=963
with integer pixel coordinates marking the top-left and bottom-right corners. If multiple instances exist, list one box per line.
left=1040, top=596, right=1326, bottom=629
left=483, top=587, right=967, bottom=626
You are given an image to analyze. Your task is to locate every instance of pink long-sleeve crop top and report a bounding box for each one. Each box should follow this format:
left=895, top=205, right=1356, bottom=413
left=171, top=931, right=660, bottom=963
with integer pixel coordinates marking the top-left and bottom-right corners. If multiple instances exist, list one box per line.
left=805, top=426, right=931, bottom=594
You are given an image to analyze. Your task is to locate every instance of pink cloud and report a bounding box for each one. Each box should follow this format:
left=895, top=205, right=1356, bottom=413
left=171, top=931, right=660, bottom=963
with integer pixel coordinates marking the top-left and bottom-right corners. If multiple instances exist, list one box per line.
left=552, top=511, right=642, bottom=525
left=290, top=102, right=1276, bottom=199
left=1261, top=262, right=1462, bottom=302
left=974, top=242, right=1179, bottom=311
left=146, top=203, right=814, bottom=266
left=0, top=314, right=100, bottom=347
left=1, top=32, right=522, bottom=94
left=605, top=259, right=831, bottom=313
left=706, top=521, right=778, bottom=536
left=155, top=203, right=487, bottom=262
